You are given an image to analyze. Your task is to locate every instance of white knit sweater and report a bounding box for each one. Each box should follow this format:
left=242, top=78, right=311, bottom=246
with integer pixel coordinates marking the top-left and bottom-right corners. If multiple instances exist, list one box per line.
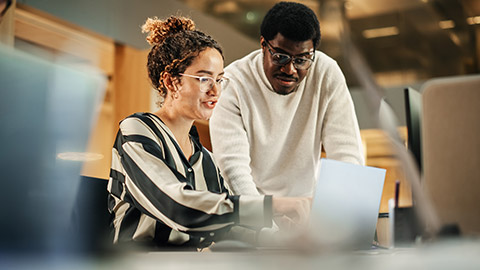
left=210, top=49, right=364, bottom=197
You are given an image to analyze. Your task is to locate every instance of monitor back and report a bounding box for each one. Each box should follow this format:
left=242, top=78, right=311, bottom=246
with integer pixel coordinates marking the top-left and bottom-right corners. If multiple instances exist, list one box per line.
left=404, top=87, right=423, bottom=173
left=421, top=74, right=480, bottom=235
left=0, top=45, right=106, bottom=254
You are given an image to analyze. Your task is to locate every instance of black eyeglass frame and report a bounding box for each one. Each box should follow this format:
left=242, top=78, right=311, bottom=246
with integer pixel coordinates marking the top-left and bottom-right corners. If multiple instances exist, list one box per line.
left=263, top=39, right=315, bottom=70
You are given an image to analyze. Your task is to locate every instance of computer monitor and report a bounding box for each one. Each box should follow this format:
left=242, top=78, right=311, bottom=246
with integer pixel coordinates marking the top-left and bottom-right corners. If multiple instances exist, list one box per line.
left=421, top=74, right=480, bottom=235
left=404, top=87, right=422, bottom=173
left=0, top=45, right=106, bottom=254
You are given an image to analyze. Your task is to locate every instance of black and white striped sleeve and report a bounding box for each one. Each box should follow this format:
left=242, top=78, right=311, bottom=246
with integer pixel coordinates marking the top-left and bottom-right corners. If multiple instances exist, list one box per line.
left=110, top=115, right=272, bottom=234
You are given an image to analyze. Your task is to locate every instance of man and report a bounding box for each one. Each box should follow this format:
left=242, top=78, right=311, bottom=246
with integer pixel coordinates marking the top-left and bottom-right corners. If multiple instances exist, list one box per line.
left=210, top=2, right=364, bottom=198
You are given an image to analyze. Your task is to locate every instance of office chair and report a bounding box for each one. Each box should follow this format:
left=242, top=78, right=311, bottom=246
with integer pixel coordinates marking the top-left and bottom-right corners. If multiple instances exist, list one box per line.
left=70, top=176, right=112, bottom=254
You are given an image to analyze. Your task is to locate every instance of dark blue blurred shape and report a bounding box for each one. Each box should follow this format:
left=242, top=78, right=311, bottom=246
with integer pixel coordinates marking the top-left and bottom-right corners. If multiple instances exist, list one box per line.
left=0, top=44, right=105, bottom=256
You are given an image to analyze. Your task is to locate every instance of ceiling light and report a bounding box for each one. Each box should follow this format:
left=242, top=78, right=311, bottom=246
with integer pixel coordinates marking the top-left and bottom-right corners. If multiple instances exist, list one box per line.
left=467, top=16, right=480, bottom=25
left=245, top=11, right=259, bottom=24
left=362, top=26, right=399, bottom=39
left=448, top=32, right=461, bottom=46
left=212, top=1, right=239, bottom=14
left=246, top=11, right=255, bottom=21
left=439, top=20, right=455, bottom=29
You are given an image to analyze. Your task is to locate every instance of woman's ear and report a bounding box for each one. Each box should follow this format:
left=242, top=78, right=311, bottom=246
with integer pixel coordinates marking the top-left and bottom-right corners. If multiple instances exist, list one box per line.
left=161, top=72, right=177, bottom=91
left=161, top=72, right=180, bottom=99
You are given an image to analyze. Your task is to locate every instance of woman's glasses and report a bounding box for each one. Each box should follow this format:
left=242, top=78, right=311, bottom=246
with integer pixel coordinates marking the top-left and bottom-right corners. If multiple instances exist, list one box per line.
left=179, top=73, right=230, bottom=93
left=264, top=39, right=315, bottom=70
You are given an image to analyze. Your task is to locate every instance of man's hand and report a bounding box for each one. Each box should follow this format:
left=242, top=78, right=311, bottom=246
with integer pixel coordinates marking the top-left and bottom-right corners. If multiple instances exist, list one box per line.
left=272, top=197, right=312, bottom=230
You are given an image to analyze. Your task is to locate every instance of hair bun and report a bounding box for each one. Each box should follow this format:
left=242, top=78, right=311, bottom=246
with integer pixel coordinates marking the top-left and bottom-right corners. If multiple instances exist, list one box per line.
left=142, top=16, right=195, bottom=46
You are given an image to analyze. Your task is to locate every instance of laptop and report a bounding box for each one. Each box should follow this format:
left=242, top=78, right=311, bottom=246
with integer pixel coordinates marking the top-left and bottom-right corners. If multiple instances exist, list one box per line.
left=310, top=158, right=386, bottom=250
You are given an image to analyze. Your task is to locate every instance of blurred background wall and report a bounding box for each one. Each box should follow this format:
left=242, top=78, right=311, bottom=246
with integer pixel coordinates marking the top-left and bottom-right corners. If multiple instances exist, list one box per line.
left=16, top=0, right=259, bottom=64
left=16, top=0, right=480, bottom=128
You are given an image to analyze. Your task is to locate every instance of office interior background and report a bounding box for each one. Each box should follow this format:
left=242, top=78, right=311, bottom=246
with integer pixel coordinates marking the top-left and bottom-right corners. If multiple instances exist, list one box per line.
left=1, top=0, right=479, bottom=254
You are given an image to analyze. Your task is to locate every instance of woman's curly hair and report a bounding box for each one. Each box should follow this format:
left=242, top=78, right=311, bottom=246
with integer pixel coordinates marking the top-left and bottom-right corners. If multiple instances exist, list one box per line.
left=142, top=16, right=223, bottom=106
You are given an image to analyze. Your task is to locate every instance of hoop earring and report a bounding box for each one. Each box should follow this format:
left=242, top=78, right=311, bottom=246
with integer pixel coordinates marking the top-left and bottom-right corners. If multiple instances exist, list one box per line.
left=172, top=90, right=179, bottom=99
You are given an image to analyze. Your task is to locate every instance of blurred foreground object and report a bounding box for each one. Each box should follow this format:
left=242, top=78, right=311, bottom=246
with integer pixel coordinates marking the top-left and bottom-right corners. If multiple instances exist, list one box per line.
left=0, top=45, right=105, bottom=255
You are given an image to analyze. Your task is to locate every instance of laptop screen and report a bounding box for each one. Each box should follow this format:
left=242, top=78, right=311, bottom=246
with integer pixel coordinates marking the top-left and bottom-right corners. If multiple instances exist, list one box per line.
left=310, top=159, right=386, bottom=250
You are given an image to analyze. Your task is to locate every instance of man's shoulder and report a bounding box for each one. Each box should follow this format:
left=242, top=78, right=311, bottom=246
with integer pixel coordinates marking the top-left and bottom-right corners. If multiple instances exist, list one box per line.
left=225, top=50, right=261, bottom=76
left=313, top=51, right=338, bottom=68
left=306, top=51, right=344, bottom=82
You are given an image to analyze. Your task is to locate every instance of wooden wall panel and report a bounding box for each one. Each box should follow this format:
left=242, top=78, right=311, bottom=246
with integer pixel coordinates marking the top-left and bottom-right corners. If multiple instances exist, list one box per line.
left=15, top=5, right=114, bottom=76
left=361, top=127, right=412, bottom=213
left=113, top=45, right=151, bottom=125
left=80, top=102, right=115, bottom=179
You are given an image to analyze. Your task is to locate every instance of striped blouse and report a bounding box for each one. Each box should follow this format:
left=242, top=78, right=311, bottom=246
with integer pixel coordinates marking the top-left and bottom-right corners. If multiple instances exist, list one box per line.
left=107, top=113, right=271, bottom=249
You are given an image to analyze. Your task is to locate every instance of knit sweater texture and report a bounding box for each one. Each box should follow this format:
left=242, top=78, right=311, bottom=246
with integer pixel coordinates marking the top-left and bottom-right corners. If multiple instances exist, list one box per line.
left=210, top=49, right=364, bottom=197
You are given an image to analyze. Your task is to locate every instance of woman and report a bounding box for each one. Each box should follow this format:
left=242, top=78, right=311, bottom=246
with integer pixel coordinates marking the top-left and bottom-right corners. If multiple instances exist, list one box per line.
left=107, top=16, right=309, bottom=250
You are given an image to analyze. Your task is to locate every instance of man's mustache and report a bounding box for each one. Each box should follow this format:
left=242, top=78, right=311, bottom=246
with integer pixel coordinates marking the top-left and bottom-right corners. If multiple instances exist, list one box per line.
left=275, top=73, right=298, bottom=81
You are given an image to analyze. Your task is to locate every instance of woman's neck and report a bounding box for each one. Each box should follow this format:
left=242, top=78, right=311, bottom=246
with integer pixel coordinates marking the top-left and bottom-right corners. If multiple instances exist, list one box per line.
left=154, top=108, right=194, bottom=159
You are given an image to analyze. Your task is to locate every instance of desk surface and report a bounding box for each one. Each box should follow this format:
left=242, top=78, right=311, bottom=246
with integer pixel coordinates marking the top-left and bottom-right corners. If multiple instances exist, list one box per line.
left=4, top=238, right=480, bottom=270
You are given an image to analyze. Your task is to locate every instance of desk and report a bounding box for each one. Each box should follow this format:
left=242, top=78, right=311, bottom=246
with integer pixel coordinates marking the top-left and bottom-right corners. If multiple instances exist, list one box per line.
left=6, top=239, right=478, bottom=270
left=117, top=239, right=480, bottom=270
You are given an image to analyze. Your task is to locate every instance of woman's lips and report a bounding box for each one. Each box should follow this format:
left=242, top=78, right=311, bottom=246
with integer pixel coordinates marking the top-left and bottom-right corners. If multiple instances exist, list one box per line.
left=203, top=100, right=217, bottom=109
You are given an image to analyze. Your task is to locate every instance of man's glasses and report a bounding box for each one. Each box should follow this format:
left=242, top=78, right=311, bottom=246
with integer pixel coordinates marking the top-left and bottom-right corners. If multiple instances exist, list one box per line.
left=179, top=73, right=230, bottom=93
left=264, top=39, right=315, bottom=70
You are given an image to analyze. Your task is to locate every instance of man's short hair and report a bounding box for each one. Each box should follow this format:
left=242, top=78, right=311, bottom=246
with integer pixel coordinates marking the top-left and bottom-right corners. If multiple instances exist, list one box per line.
left=260, top=1, right=321, bottom=49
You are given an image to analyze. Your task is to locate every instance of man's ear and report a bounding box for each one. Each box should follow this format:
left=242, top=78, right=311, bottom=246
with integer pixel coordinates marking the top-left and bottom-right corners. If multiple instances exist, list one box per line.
left=260, top=36, right=266, bottom=49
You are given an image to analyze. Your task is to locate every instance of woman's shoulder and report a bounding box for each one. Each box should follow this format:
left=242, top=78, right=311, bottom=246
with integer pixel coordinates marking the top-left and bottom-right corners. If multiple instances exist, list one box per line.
left=122, top=112, right=151, bottom=121
left=121, top=112, right=162, bottom=124
left=119, top=112, right=162, bottom=135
